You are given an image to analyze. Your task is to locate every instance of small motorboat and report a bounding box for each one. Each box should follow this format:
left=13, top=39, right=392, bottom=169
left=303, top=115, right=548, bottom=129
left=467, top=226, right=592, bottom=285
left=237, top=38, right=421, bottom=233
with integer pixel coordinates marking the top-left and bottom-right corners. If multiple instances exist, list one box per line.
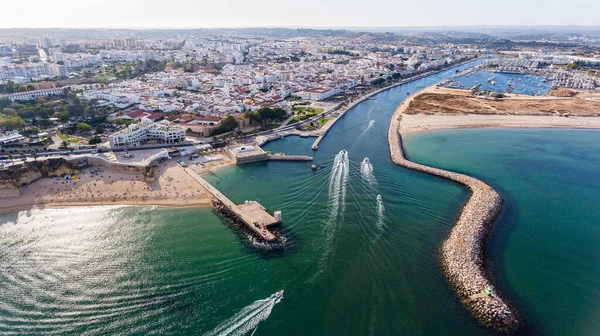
left=377, top=195, right=382, bottom=201
left=363, top=157, right=369, bottom=164
left=274, top=290, right=284, bottom=300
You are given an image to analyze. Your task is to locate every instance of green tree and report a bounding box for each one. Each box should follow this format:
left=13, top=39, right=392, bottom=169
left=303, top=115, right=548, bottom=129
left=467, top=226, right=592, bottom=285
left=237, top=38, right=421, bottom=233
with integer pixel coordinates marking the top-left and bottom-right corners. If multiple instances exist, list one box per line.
left=95, top=124, right=105, bottom=134
left=61, top=140, right=69, bottom=149
left=219, top=115, right=239, bottom=132
left=0, top=97, right=11, bottom=110
left=30, top=149, right=37, bottom=161
left=0, top=114, right=25, bottom=130
left=39, top=119, right=53, bottom=127
left=76, top=122, right=92, bottom=132
left=8, top=154, right=13, bottom=165
left=88, top=136, right=102, bottom=145
left=56, top=112, right=70, bottom=122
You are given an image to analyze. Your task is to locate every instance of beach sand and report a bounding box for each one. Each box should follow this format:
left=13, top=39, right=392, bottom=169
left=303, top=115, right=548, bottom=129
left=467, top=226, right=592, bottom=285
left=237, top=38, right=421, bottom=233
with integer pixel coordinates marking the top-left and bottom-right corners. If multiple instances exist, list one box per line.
left=0, top=161, right=215, bottom=214
left=400, top=114, right=600, bottom=134
left=399, top=85, right=600, bottom=134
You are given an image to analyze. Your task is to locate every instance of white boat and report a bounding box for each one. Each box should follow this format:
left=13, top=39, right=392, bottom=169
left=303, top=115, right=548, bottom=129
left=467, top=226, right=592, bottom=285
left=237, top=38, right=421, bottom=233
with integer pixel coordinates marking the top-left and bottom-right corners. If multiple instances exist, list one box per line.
left=363, top=157, right=370, bottom=164
left=377, top=195, right=382, bottom=201
left=491, top=81, right=496, bottom=85
left=274, top=290, right=284, bottom=300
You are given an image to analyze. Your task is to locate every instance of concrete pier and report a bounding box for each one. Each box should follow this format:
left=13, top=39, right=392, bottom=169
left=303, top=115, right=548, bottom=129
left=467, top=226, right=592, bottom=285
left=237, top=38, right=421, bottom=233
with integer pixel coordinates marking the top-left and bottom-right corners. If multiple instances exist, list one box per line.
left=387, top=93, right=520, bottom=333
left=184, top=168, right=281, bottom=241
left=268, top=154, right=313, bottom=161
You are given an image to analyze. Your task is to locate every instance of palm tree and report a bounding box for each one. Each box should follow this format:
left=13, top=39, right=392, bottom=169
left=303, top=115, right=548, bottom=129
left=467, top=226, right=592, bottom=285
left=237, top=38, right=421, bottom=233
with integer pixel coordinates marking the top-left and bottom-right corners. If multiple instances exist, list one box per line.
left=61, top=140, right=69, bottom=149
left=30, top=149, right=37, bottom=161
left=8, top=154, right=13, bottom=165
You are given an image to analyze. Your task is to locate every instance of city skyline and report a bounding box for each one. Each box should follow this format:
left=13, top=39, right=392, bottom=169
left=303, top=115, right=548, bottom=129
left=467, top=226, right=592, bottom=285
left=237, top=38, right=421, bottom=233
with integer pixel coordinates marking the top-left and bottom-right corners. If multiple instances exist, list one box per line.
left=2, top=0, right=600, bottom=29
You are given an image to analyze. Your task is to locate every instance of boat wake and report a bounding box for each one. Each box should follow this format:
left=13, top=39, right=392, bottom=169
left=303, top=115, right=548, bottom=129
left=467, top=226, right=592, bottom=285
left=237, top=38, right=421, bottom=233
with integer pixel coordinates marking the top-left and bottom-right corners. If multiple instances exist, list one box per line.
left=328, top=149, right=350, bottom=216
left=376, top=197, right=385, bottom=232
left=360, top=157, right=376, bottom=186
left=205, top=291, right=283, bottom=336
left=356, top=120, right=376, bottom=140
left=312, top=150, right=349, bottom=281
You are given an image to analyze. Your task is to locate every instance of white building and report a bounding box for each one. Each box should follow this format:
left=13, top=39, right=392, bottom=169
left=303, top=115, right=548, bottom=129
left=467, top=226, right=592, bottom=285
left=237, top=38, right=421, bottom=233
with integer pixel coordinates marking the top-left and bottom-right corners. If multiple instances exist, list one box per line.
left=296, top=87, right=337, bottom=101
left=5, top=87, right=65, bottom=101
left=108, top=117, right=186, bottom=148
left=0, top=131, right=24, bottom=145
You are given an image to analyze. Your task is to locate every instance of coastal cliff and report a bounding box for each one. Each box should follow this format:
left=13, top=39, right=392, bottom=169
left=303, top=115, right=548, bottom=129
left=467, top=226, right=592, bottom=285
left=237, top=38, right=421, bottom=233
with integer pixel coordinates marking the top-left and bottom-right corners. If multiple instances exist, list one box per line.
left=388, top=100, right=520, bottom=333
left=0, top=159, right=78, bottom=197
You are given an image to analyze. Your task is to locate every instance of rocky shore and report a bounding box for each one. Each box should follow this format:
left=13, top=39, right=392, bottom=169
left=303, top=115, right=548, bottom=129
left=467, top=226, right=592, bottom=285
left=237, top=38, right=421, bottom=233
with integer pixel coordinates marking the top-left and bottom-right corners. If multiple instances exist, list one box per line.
left=0, top=159, right=78, bottom=197
left=388, top=100, right=520, bottom=333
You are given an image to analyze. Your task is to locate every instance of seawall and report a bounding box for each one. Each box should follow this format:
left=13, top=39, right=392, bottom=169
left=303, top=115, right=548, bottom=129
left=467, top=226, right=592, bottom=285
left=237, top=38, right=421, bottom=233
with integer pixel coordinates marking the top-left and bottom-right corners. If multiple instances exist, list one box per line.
left=388, top=96, right=520, bottom=333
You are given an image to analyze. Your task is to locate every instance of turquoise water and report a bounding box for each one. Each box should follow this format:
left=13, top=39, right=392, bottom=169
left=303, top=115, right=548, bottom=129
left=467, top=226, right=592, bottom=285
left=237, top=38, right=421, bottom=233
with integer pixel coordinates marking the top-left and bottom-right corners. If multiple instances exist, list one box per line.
left=404, top=129, right=600, bottom=336
left=2, top=60, right=600, bottom=335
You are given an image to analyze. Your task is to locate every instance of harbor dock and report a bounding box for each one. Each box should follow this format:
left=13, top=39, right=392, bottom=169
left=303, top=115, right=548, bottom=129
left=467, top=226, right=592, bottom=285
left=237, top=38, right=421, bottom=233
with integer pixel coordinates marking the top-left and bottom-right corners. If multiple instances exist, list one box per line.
left=184, top=168, right=281, bottom=241
left=268, top=154, right=313, bottom=161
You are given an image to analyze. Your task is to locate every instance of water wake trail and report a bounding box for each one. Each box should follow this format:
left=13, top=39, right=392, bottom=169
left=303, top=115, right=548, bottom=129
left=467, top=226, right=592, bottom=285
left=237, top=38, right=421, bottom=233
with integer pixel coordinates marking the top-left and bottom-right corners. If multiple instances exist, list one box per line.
left=205, top=292, right=282, bottom=336
left=360, top=157, right=376, bottom=186
left=311, top=150, right=349, bottom=281
left=356, top=120, right=376, bottom=141
left=376, top=197, right=385, bottom=232
left=327, top=150, right=350, bottom=216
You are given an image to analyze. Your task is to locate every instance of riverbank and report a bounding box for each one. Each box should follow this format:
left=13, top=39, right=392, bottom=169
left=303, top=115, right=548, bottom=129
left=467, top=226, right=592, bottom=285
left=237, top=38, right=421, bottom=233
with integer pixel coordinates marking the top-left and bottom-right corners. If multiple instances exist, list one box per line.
left=388, top=92, right=520, bottom=333
left=0, top=161, right=214, bottom=214
left=308, top=58, right=480, bottom=150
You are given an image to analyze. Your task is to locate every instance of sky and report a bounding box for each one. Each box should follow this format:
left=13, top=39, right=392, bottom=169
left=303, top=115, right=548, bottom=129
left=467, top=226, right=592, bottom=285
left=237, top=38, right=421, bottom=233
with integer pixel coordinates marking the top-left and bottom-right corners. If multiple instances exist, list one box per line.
left=1, top=0, right=599, bottom=29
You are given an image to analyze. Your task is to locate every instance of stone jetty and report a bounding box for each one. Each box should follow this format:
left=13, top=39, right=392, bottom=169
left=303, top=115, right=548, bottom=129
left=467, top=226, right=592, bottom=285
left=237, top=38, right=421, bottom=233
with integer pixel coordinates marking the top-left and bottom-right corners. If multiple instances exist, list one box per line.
left=388, top=97, right=520, bottom=333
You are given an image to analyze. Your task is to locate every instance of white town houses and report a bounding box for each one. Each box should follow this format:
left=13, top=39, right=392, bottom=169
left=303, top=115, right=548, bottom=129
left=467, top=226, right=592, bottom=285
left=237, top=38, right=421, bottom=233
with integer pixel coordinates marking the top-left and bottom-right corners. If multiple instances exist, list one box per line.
left=108, top=117, right=186, bottom=148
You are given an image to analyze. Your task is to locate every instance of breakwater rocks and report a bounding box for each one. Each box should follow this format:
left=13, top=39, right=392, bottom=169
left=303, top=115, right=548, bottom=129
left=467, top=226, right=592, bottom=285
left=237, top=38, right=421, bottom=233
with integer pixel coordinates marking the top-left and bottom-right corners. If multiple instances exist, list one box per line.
left=388, top=108, right=520, bottom=333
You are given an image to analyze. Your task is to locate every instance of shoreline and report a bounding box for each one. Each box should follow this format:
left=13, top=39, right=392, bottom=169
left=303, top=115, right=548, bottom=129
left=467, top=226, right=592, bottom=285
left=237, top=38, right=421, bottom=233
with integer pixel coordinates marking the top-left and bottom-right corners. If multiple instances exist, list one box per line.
left=0, top=200, right=212, bottom=216
left=309, top=57, right=480, bottom=150
left=388, top=89, right=520, bottom=332
left=0, top=161, right=215, bottom=215
left=401, top=114, right=600, bottom=134
left=400, top=85, right=600, bottom=134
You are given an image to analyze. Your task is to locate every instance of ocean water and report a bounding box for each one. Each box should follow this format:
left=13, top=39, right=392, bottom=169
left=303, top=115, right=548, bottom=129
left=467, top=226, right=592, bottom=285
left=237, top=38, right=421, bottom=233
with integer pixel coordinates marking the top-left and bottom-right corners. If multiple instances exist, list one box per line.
left=2, top=60, right=599, bottom=335
left=404, top=129, right=600, bottom=336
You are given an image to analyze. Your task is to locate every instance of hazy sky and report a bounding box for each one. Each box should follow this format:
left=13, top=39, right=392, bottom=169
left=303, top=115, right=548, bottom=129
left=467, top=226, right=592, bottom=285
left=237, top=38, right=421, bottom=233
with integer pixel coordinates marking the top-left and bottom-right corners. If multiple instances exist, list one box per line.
left=2, top=0, right=599, bottom=28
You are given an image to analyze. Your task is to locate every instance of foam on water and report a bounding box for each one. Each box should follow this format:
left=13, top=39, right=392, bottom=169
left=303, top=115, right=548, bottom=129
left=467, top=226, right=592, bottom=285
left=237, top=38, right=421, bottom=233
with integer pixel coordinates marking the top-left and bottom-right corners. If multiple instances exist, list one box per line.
left=360, top=157, right=376, bottom=186
left=311, top=150, right=349, bottom=280
left=206, top=292, right=283, bottom=336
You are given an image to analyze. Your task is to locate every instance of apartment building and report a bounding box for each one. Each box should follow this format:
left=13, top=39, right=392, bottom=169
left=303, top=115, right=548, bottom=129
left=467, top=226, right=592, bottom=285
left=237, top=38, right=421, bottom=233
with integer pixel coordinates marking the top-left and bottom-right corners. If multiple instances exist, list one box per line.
left=108, top=117, right=186, bottom=148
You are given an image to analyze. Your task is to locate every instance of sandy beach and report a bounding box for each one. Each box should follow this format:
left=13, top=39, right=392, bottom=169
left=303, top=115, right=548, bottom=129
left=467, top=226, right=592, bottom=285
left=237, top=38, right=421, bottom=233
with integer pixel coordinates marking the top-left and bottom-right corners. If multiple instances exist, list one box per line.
left=400, top=114, right=600, bottom=134
left=399, top=85, right=600, bottom=134
left=0, top=161, right=214, bottom=214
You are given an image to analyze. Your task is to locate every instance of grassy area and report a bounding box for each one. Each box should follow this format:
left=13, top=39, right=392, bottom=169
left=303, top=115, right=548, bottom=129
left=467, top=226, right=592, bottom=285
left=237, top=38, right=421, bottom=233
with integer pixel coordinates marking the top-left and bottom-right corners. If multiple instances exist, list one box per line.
left=289, top=106, right=326, bottom=124
left=57, top=132, right=85, bottom=144
left=262, top=123, right=280, bottom=130
left=292, top=105, right=324, bottom=114
left=318, top=117, right=332, bottom=127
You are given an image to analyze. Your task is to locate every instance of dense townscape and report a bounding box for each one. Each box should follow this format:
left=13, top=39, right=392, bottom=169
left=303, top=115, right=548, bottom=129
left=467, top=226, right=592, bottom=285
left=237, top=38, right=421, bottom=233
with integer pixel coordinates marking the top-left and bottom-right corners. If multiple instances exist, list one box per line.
left=2, top=28, right=600, bottom=156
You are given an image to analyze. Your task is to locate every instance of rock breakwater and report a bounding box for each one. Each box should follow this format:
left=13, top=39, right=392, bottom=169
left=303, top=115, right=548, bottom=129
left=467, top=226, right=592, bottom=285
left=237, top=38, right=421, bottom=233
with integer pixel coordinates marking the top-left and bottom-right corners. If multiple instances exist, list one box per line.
left=388, top=99, right=520, bottom=333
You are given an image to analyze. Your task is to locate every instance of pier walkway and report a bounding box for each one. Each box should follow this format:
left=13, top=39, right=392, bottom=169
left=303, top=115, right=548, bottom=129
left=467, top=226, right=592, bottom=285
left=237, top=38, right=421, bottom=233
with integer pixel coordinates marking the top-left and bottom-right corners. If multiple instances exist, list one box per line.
left=268, top=154, right=313, bottom=161
left=184, top=167, right=280, bottom=241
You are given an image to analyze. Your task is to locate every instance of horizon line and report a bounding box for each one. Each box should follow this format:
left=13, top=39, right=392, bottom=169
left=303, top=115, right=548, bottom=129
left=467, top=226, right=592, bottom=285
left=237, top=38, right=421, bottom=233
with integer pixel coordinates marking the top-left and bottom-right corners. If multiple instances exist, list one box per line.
left=1, top=24, right=600, bottom=30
